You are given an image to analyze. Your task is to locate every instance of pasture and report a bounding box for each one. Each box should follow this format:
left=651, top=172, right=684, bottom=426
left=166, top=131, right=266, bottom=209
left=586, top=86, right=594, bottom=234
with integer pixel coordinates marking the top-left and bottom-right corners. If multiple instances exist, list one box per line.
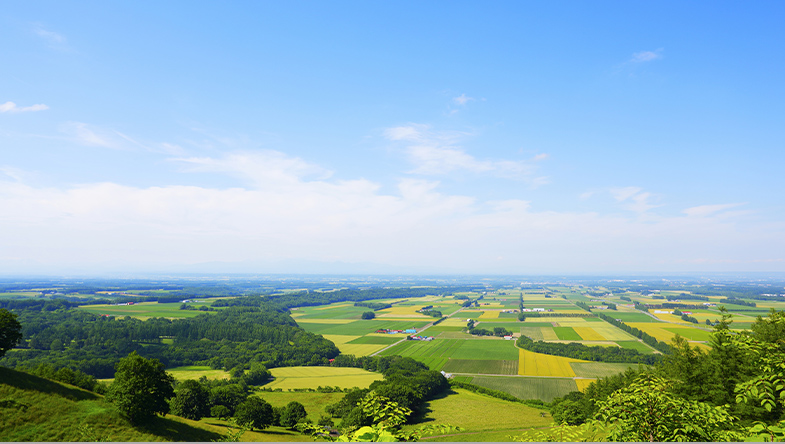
left=77, top=301, right=220, bottom=319
left=569, top=362, right=645, bottom=378
left=409, top=388, right=552, bottom=438
left=166, top=365, right=230, bottom=381
left=468, top=376, right=579, bottom=402
left=266, top=366, right=383, bottom=390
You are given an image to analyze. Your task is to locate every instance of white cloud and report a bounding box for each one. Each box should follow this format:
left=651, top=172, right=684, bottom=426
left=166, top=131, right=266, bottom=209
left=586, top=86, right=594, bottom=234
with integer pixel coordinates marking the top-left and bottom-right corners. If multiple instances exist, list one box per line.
left=59, top=122, right=119, bottom=148
left=0, top=157, right=781, bottom=274
left=32, top=24, right=71, bottom=51
left=683, top=203, right=745, bottom=217
left=452, top=93, right=474, bottom=106
left=384, top=124, right=548, bottom=182
left=630, top=49, right=663, bottom=63
left=171, top=150, right=333, bottom=189
left=0, top=101, right=49, bottom=113
left=609, top=186, right=661, bottom=213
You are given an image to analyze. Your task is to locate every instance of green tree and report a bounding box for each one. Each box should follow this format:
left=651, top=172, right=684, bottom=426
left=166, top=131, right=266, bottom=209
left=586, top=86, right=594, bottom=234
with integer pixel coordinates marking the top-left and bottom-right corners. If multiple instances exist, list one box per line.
left=211, top=405, right=232, bottom=420
left=0, top=308, right=23, bottom=358
left=234, top=397, right=274, bottom=431
left=243, top=362, right=272, bottom=385
left=361, top=311, right=375, bottom=320
left=170, top=379, right=210, bottom=420
left=106, top=351, right=175, bottom=424
left=594, top=374, right=742, bottom=442
left=280, top=401, right=308, bottom=429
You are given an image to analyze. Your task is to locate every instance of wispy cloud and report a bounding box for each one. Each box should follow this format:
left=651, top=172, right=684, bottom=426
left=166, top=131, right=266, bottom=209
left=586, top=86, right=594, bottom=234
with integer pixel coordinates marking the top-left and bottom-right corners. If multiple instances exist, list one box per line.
left=0, top=101, right=49, bottom=113
left=59, top=122, right=120, bottom=149
left=631, top=49, right=663, bottom=63
left=452, top=93, right=474, bottom=106
left=629, top=48, right=663, bottom=63
left=683, top=203, right=745, bottom=217
left=32, top=24, right=71, bottom=51
left=384, top=124, right=548, bottom=183
left=170, top=150, right=333, bottom=189
left=610, top=186, right=661, bottom=213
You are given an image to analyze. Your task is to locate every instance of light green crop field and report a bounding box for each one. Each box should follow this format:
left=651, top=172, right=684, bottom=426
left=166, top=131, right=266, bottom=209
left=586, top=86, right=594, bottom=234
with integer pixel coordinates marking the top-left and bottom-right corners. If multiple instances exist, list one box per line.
left=570, top=362, right=646, bottom=378
left=468, top=376, right=578, bottom=402
left=78, top=302, right=221, bottom=319
left=553, top=327, right=582, bottom=341
left=266, top=366, right=383, bottom=390
left=607, top=312, right=659, bottom=323
left=449, top=339, right=519, bottom=360
left=616, top=340, right=655, bottom=353
left=297, top=319, right=429, bottom=336
left=166, top=365, right=230, bottom=381
left=441, top=359, right=518, bottom=375
left=408, top=388, right=551, bottom=439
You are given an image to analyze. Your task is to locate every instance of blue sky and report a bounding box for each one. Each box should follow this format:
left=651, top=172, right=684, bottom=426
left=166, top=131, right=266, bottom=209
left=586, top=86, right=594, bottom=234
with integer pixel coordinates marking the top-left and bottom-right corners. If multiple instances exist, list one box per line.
left=1, top=1, right=784, bottom=275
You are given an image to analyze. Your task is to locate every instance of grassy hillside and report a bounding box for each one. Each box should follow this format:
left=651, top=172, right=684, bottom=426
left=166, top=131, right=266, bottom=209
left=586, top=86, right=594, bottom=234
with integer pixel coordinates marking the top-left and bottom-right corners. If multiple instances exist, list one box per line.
left=0, top=367, right=223, bottom=442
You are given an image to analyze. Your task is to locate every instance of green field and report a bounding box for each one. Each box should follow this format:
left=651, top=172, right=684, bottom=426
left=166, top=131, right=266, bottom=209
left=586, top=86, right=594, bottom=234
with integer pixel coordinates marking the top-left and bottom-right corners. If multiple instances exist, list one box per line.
left=297, top=320, right=429, bottom=336
left=266, top=366, right=383, bottom=390
left=467, top=376, right=578, bottom=402
left=406, top=388, right=551, bottom=439
left=78, top=302, right=221, bottom=319
left=569, top=362, right=645, bottom=378
left=441, top=359, right=518, bottom=375
left=553, top=326, right=582, bottom=340
left=608, top=312, right=659, bottom=322
left=166, top=365, right=231, bottom=381
left=615, top=341, right=655, bottom=353
left=345, top=335, right=400, bottom=345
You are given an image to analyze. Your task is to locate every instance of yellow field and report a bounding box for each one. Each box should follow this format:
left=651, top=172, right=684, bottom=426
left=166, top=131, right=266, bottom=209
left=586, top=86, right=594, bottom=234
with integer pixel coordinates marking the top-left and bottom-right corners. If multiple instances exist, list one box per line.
left=321, top=334, right=359, bottom=345
left=573, top=327, right=605, bottom=341
left=626, top=322, right=711, bottom=342
left=338, top=343, right=389, bottom=356
left=551, top=319, right=590, bottom=326
left=518, top=349, right=584, bottom=377
left=540, top=327, right=559, bottom=340
left=316, top=303, right=353, bottom=311
left=164, top=366, right=231, bottom=381
left=574, top=379, right=596, bottom=392
left=479, top=311, right=500, bottom=319
left=267, top=366, right=383, bottom=390
left=586, top=325, right=633, bottom=341
left=441, top=317, right=470, bottom=326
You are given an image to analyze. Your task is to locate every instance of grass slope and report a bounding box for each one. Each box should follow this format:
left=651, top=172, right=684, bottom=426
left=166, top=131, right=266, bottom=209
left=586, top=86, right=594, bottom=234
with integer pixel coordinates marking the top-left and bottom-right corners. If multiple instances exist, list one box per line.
left=0, top=367, right=223, bottom=442
left=408, top=388, right=552, bottom=440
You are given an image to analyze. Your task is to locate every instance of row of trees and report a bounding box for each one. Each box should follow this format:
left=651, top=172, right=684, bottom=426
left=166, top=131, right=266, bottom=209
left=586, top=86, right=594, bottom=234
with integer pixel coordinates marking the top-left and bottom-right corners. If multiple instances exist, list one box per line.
left=516, top=335, right=662, bottom=365
left=596, top=312, right=672, bottom=354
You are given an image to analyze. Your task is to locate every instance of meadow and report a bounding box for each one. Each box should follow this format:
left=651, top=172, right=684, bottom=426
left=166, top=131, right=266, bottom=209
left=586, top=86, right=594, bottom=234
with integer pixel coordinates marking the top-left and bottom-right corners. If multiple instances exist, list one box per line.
left=265, top=366, right=383, bottom=390
left=77, top=301, right=221, bottom=319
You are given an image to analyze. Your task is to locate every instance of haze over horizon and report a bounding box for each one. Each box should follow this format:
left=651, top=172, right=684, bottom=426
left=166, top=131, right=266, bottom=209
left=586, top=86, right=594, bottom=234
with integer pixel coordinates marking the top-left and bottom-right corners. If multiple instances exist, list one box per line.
left=2, top=2, right=784, bottom=275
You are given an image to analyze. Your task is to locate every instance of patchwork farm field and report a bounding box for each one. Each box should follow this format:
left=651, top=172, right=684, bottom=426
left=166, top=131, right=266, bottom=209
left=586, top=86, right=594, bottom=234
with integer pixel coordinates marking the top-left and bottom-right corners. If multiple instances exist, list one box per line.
left=625, top=322, right=712, bottom=342
left=266, top=366, right=383, bottom=390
